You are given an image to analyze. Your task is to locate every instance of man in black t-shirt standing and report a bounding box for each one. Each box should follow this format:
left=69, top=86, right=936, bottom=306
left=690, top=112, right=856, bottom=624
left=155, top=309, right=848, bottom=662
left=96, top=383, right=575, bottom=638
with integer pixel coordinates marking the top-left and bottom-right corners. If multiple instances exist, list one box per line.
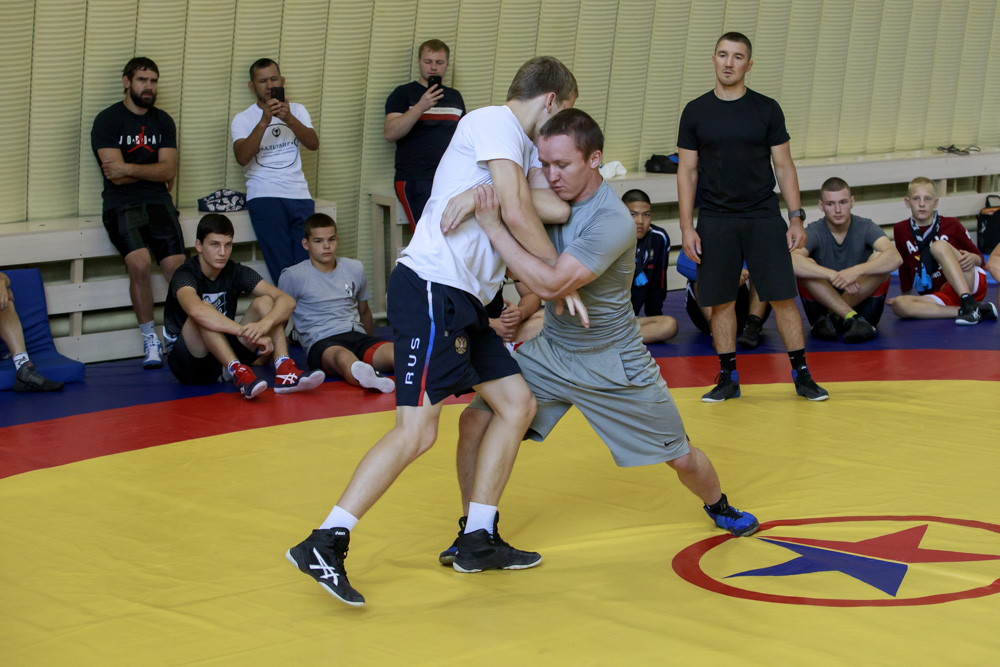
left=91, top=57, right=186, bottom=371
left=384, top=39, right=465, bottom=230
left=163, top=214, right=324, bottom=399
left=677, top=32, right=828, bottom=402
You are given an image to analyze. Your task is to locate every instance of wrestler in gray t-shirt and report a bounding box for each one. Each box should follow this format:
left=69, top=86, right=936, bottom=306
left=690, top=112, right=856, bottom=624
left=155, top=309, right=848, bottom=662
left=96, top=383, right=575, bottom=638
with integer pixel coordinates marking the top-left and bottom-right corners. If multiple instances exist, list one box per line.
left=278, top=257, right=369, bottom=353
left=804, top=214, right=887, bottom=272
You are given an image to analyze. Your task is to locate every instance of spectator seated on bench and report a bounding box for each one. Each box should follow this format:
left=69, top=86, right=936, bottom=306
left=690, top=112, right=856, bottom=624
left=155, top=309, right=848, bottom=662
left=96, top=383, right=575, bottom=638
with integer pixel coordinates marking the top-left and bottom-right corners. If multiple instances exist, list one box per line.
left=0, top=269, right=84, bottom=392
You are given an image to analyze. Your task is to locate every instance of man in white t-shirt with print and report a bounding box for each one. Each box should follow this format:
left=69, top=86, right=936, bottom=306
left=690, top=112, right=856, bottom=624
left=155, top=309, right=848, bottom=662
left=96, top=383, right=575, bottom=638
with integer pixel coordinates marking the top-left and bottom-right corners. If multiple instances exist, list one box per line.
left=232, top=58, right=319, bottom=283
left=286, top=57, right=580, bottom=606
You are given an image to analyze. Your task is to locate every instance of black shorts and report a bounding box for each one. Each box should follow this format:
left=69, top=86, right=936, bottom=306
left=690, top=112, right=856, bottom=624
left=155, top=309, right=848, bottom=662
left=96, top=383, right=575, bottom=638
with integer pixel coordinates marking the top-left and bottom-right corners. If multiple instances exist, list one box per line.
left=388, top=264, right=521, bottom=407
left=798, top=277, right=890, bottom=327
left=307, top=331, right=390, bottom=372
left=166, top=331, right=259, bottom=385
left=102, top=203, right=185, bottom=261
left=695, top=214, right=797, bottom=307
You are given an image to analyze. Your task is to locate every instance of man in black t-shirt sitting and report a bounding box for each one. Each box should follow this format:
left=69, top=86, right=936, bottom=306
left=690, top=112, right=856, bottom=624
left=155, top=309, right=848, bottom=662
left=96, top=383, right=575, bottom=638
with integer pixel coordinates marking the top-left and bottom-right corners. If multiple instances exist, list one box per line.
left=677, top=32, right=828, bottom=403
left=384, top=39, right=466, bottom=230
left=163, top=214, right=324, bottom=399
left=91, top=57, right=186, bottom=371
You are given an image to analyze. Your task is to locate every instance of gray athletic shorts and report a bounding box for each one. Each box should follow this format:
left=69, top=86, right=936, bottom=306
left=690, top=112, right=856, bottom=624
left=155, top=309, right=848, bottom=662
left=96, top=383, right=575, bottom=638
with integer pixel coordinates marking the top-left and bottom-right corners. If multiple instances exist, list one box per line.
left=471, top=333, right=690, bottom=467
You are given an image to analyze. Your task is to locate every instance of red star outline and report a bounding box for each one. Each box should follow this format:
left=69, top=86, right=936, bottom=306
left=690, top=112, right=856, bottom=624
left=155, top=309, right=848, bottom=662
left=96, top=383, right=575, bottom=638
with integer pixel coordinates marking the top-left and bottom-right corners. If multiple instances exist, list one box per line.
left=763, top=525, right=1000, bottom=564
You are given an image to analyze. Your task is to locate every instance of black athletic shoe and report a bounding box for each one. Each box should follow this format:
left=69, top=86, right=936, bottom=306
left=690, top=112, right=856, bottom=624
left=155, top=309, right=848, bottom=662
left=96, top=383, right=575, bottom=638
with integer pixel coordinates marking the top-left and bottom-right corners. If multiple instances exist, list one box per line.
left=439, top=516, right=467, bottom=565
left=979, top=302, right=999, bottom=321
left=13, top=363, right=64, bottom=393
left=792, top=368, right=829, bottom=401
left=286, top=528, right=365, bottom=606
left=841, top=315, right=877, bottom=343
left=701, top=370, right=740, bottom=403
left=737, top=317, right=763, bottom=349
left=810, top=313, right=839, bottom=341
left=453, top=528, right=542, bottom=573
left=956, top=299, right=982, bottom=325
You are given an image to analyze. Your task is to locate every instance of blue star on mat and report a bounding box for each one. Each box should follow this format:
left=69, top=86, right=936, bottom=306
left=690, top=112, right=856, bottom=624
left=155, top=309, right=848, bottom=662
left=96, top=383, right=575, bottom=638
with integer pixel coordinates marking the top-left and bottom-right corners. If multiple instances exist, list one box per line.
left=727, top=525, right=1000, bottom=597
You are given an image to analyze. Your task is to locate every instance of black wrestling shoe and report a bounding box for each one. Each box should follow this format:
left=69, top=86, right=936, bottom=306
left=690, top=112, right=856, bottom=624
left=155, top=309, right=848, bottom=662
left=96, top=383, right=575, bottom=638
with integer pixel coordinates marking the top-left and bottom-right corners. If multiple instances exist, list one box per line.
left=810, top=313, right=839, bottom=341
left=14, top=363, right=64, bottom=392
left=841, top=315, right=877, bottom=343
left=701, top=370, right=740, bottom=402
left=453, top=528, right=542, bottom=573
left=979, top=302, right=998, bottom=321
left=792, top=368, right=829, bottom=401
left=956, top=298, right=982, bottom=325
left=286, top=528, right=365, bottom=606
left=737, top=315, right=763, bottom=349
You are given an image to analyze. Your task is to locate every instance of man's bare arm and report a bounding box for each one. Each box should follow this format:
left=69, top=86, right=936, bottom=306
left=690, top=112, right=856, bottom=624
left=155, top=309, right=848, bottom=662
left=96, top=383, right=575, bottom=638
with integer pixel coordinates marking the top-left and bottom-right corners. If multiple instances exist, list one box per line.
left=488, top=159, right=558, bottom=265
left=771, top=141, right=806, bottom=250
left=677, top=148, right=701, bottom=263
left=358, top=300, right=375, bottom=336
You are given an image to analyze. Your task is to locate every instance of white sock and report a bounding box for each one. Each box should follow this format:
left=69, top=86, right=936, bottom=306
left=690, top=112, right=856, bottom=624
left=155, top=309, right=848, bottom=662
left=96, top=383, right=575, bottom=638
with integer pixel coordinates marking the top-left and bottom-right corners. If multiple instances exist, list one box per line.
left=139, top=321, right=155, bottom=338
left=273, top=355, right=290, bottom=369
left=13, top=352, right=30, bottom=370
left=465, top=502, right=497, bottom=535
left=319, top=505, right=359, bottom=532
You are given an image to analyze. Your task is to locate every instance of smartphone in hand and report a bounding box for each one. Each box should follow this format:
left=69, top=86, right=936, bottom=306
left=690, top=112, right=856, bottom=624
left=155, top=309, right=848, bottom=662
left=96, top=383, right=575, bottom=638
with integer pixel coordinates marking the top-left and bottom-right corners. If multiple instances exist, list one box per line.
left=270, top=86, right=285, bottom=102
left=426, top=76, right=442, bottom=89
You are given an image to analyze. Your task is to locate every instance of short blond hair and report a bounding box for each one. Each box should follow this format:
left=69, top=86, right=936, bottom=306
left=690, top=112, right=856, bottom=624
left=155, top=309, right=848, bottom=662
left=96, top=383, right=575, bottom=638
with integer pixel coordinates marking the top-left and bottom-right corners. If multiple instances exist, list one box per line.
left=907, top=176, right=937, bottom=197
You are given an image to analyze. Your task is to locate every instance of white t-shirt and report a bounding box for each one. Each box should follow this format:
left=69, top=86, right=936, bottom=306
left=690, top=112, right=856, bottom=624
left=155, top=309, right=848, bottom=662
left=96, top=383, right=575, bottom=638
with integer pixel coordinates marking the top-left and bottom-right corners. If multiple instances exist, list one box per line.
left=397, top=105, right=540, bottom=304
left=230, top=103, right=313, bottom=200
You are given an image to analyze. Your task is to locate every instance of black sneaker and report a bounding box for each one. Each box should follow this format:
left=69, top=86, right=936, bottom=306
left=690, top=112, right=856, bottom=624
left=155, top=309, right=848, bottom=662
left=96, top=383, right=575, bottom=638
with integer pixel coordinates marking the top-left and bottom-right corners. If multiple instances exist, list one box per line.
left=956, top=299, right=982, bottom=325
left=701, top=370, right=740, bottom=403
left=453, top=528, right=542, bottom=573
left=439, top=516, right=467, bottom=566
left=737, top=316, right=763, bottom=349
left=841, top=315, right=877, bottom=343
left=792, top=368, right=829, bottom=401
left=14, top=363, right=64, bottom=393
left=810, top=313, right=839, bottom=341
left=979, top=302, right=998, bottom=321
left=286, top=528, right=365, bottom=606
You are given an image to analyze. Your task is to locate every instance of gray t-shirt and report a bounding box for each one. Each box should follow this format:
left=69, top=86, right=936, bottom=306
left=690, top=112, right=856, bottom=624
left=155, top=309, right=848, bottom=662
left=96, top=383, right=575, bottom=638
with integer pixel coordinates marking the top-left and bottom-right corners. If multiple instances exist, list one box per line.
left=804, top=215, right=886, bottom=271
left=277, top=257, right=369, bottom=352
left=541, top=180, right=641, bottom=348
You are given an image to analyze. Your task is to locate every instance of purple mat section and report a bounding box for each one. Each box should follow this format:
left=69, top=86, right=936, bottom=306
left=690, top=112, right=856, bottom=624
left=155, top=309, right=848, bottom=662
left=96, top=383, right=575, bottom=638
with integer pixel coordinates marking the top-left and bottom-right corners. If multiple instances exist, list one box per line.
left=3, top=275, right=997, bottom=428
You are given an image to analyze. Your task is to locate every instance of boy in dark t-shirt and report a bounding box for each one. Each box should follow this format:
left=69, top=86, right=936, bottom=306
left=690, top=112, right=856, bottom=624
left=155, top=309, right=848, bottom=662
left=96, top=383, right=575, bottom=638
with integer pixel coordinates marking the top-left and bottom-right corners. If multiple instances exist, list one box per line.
left=91, top=57, right=187, bottom=371
left=623, top=189, right=678, bottom=344
left=889, top=177, right=995, bottom=325
left=384, top=39, right=465, bottom=229
left=163, top=214, right=324, bottom=398
left=677, top=32, right=827, bottom=403
left=792, top=177, right=903, bottom=342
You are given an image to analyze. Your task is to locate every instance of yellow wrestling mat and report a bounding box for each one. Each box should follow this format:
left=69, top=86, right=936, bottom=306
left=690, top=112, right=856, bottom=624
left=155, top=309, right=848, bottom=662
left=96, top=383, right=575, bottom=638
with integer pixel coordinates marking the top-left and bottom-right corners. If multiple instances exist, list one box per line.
left=3, top=381, right=1000, bottom=665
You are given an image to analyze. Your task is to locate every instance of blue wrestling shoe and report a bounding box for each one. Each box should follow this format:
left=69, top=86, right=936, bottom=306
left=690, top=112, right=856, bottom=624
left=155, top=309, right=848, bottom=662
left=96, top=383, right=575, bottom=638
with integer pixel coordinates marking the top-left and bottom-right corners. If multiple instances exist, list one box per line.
left=704, top=495, right=759, bottom=537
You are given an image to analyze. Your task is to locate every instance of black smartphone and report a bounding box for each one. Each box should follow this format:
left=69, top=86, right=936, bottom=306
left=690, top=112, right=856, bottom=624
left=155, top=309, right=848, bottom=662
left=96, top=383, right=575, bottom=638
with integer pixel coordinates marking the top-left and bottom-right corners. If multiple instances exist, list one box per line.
left=270, top=86, right=285, bottom=102
left=426, top=75, right=442, bottom=89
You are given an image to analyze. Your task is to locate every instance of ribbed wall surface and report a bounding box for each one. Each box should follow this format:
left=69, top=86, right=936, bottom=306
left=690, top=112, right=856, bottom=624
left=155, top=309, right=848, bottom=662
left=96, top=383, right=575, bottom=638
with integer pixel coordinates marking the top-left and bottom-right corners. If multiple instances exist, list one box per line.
left=27, top=0, right=87, bottom=220
left=1, top=1, right=36, bottom=224
left=9, top=0, right=1000, bottom=278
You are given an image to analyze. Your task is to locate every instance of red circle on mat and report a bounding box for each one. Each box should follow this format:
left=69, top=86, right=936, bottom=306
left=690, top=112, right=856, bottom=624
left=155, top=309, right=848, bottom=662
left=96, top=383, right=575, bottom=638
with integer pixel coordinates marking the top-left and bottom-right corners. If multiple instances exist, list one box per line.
left=672, top=515, right=1000, bottom=607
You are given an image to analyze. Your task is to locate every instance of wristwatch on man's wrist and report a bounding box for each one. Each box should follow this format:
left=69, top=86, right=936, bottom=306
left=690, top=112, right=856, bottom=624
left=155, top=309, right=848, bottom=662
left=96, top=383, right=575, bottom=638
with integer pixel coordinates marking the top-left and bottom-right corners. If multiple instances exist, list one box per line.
left=788, top=208, right=806, bottom=221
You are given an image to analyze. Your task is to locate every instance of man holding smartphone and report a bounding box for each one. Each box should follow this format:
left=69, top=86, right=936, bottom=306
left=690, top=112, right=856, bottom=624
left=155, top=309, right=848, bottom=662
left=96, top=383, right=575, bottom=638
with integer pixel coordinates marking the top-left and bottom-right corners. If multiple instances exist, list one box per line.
left=384, top=39, right=466, bottom=230
left=232, top=58, right=319, bottom=283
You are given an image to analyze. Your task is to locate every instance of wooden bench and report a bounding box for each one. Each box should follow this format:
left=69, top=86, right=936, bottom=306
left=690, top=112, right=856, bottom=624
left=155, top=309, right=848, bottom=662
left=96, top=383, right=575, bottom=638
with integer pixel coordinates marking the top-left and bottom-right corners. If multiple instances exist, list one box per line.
left=606, top=148, right=1000, bottom=287
left=0, top=200, right=336, bottom=363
